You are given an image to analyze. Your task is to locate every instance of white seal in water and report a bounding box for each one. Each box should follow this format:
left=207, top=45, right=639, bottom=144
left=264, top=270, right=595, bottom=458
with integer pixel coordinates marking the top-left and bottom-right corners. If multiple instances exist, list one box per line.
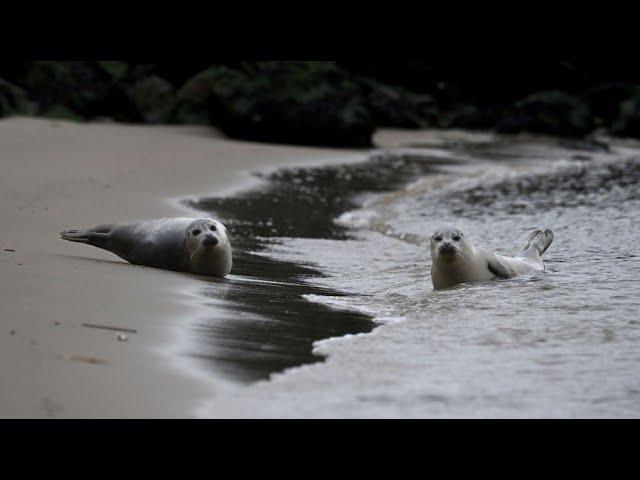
left=430, top=227, right=554, bottom=290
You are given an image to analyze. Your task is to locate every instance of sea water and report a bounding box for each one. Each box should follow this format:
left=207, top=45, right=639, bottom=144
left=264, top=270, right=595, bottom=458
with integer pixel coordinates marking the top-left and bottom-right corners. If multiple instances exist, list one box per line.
left=191, top=132, right=640, bottom=418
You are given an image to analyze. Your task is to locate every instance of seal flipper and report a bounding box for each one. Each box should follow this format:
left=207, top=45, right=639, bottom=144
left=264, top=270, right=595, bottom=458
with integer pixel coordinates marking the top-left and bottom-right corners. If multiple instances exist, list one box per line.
left=60, top=224, right=113, bottom=249
left=523, top=228, right=554, bottom=258
left=486, top=253, right=517, bottom=278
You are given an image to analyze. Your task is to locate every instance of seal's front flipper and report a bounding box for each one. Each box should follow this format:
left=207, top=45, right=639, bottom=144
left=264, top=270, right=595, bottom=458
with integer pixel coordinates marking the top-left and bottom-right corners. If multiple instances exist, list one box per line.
left=60, top=224, right=112, bottom=249
left=487, top=253, right=517, bottom=278
left=524, top=228, right=554, bottom=258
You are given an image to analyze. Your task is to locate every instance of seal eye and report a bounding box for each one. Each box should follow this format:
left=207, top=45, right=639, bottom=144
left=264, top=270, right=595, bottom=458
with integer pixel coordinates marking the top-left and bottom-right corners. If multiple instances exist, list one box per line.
left=452, top=235, right=461, bottom=241
left=210, top=225, right=217, bottom=231
left=434, top=236, right=443, bottom=242
left=192, top=229, right=201, bottom=236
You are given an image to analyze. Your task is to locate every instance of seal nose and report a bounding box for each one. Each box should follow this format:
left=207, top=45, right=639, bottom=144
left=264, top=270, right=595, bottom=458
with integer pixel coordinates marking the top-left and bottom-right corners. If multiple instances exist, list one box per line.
left=439, top=242, right=455, bottom=254
left=203, top=234, right=219, bottom=247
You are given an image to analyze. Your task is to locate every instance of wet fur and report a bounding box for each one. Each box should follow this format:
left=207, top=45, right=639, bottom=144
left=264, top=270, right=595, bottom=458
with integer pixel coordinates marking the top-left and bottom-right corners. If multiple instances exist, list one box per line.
left=60, top=218, right=232, bottom=277
left=430, top=228, right=554, bottom=290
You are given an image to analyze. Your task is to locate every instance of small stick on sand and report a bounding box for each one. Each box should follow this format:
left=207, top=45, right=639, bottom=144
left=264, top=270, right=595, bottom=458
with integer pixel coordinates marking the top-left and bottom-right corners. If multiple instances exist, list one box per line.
left=81, top=323, right=138, bottom=334
left=68, top=355, right=107, bottom=365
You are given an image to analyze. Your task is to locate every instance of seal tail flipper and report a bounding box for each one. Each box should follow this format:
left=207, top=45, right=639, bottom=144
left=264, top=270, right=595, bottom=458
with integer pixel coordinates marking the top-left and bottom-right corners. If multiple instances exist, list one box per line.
left=60, top=225, right=112, bottom=249
left=523, top=228, right=554, bottom=258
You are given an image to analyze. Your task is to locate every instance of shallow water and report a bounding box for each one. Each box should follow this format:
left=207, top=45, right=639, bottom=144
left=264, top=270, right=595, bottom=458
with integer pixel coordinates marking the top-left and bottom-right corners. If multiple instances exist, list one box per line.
left=187, top=154, right=448, bottom=382
left=191, top=133, right=640, bottom=417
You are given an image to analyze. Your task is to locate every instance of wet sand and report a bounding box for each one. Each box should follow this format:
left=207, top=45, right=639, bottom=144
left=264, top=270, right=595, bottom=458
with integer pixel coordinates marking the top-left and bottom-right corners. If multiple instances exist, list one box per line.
left=0, top=116, right=368, bottom=418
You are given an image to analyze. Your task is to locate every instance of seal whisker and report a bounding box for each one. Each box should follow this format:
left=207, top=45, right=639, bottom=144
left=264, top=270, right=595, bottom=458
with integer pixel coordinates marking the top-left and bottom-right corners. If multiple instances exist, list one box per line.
left=190, top=245, right=203, bottom=262
left=454, top=249, right=468, bottom=263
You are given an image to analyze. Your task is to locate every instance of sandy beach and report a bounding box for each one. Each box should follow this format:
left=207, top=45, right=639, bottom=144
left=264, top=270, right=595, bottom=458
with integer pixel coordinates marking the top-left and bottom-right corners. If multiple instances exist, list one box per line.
left=0, top=116, right=367, bottom=418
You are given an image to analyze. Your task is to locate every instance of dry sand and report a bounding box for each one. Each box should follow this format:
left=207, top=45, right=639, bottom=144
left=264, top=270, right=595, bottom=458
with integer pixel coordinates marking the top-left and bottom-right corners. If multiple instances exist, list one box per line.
left=0, top=116, right=368, bottom=418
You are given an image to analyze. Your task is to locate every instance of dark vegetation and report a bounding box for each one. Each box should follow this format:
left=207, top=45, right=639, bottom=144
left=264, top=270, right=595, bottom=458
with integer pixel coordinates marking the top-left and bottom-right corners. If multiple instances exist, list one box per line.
left=2, top=60, right=640, bottom=146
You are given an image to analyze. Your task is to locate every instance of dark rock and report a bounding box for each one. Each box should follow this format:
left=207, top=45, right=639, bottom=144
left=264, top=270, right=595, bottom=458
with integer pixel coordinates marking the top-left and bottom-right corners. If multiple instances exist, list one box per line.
left=126, top=63, right=160, bottom=83
left=148, top=62, right=216, bottom=88
left=439, top=104, right=504, bottom=129
left=130, top=76, right=175, bottom=124
left=119, top=60, right=640, bottom=111
left=175, top=62, right=374, bottom=148
left=109, top=62, right=216, bottom=89
left=9, top=61, right=140, bottom=122
left=0, top=78, right=34, bottom=117
left=16, top=62, right=103, bottom=117
left=358, top=78, right=437, bottom=128
left=339, top=60, right=598, bottom=106
left=497, top=90, right=593, bottom=137
left=610, top=89, right=640, bottom=138
left=583, top=82, right=635, bottom=127
left=41, top=105, right=84, bottom=122
left=95, top=61, right=130, bottom=81
left=174, top=66, right=240, bottom=125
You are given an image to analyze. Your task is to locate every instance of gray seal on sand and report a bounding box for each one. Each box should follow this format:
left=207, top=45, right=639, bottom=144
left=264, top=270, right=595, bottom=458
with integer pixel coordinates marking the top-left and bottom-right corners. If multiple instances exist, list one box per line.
left=430, top=227, right=554, bottom=290
left=60, top=217, right=232, bottom=277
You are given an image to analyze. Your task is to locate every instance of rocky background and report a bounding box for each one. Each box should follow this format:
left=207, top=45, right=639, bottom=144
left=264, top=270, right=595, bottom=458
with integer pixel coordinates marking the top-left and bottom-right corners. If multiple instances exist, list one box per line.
left=2, top=60, right=640, bottom=147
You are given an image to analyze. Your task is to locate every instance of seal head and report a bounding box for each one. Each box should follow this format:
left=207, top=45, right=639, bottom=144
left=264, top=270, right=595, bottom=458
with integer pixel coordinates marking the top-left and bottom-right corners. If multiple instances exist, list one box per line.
left=185, top=218, right=232, bottom=277
left=429, top=227, right=553, bottom=290
left=430, top=227, right=467, bottom=263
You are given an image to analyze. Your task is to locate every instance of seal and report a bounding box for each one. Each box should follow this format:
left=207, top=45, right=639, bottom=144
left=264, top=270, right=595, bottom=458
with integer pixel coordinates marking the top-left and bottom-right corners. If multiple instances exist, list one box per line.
left=430, top=227, right=554, bottom=290
left=60, top=217, right=232, bottom=277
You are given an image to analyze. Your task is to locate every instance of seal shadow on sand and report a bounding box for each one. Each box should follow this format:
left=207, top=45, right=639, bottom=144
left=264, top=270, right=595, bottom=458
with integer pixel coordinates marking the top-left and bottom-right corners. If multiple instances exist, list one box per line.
left=54, top=254, right=131, bottom=267
left=54, top=253, right=232, bottom=285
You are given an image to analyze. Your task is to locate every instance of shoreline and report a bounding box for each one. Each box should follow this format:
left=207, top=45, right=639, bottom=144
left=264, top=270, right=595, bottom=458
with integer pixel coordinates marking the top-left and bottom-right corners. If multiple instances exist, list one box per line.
left=0, top=116, right=369, bottom=418
left=3, top=117, right=613, bottom=418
